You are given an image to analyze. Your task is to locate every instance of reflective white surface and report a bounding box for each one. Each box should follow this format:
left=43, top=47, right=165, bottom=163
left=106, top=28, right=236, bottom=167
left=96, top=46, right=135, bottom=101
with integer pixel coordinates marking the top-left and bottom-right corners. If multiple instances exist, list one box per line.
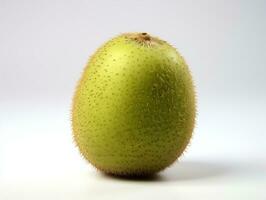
left=0, top=100, right=265, bottom=200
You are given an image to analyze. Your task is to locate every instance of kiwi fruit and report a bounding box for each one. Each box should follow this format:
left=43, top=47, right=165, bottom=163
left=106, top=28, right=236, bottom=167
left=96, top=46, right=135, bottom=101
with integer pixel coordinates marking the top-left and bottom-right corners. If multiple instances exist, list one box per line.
left=72, top=32, right=196, bottom=176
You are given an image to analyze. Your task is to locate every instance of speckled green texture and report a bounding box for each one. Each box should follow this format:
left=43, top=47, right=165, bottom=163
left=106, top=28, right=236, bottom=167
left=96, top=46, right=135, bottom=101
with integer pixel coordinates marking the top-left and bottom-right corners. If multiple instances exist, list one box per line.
left=72, top=33, right=196, bottom=176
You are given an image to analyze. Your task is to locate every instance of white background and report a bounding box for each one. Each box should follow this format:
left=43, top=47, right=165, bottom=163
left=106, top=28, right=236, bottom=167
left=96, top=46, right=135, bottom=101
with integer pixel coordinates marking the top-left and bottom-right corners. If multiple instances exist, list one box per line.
left=0, top=0, right=265, bottom=199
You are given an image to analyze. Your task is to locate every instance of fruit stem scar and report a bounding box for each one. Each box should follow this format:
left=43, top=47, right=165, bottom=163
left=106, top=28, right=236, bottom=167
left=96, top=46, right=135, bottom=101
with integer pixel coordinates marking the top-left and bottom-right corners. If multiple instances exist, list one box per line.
left=139, top=32, right=151, bottom=41
left=123, top=32, right=163, bottom=46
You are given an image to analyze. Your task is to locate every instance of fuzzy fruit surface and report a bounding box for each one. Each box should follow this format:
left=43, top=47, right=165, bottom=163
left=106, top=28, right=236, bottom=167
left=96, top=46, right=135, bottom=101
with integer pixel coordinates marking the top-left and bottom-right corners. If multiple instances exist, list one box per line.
left=72, top=33, right=196, bottom=176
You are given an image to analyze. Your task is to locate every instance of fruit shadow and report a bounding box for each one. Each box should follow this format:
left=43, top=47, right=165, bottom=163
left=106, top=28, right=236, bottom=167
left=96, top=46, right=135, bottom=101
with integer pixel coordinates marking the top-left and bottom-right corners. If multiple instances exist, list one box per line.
left=101, top=160, right=231, bottom=182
